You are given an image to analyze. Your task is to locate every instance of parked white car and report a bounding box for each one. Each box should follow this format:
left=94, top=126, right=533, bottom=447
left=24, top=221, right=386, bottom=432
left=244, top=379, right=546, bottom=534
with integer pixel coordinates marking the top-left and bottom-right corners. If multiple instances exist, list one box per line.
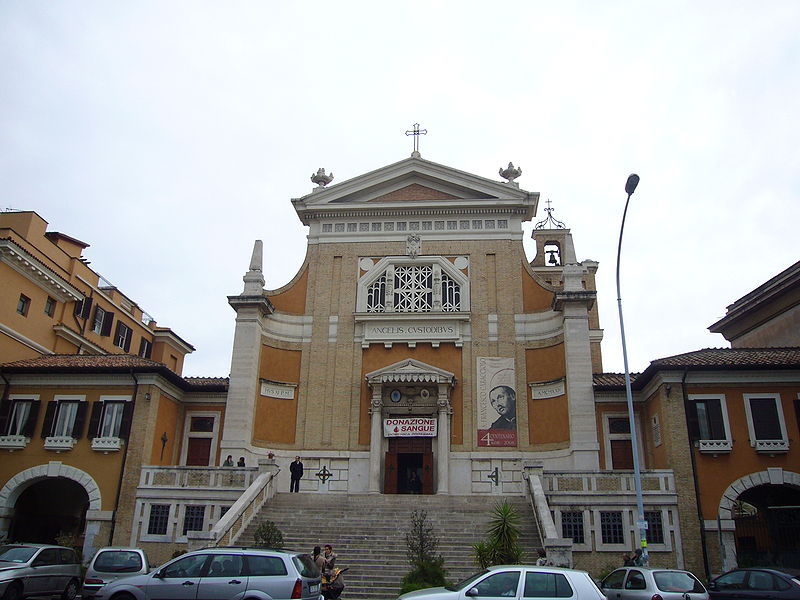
left=83, top=547, right=151, bottom=598
left=398, top=564, right=606, bottom=600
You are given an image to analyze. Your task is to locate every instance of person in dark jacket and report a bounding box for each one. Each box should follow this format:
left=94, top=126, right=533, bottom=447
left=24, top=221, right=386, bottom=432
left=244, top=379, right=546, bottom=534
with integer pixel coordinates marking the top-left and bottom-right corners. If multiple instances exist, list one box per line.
left=290, top=456, right=304, bottom=492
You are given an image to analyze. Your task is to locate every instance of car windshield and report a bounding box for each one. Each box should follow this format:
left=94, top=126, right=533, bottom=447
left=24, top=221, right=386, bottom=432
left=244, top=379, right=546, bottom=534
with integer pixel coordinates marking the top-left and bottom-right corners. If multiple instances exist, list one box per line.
left=446, top=570, right=490, bottom=592
left=0, top=545, right=38, bottom=563
left=94, top=550, right=143, bottom=573
left=654, top=571, right=706, bottom=593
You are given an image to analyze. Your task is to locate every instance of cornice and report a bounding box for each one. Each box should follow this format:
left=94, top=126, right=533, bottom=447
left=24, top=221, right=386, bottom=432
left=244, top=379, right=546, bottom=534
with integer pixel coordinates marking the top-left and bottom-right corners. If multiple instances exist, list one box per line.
left=0, top=239, right=83, bottom=302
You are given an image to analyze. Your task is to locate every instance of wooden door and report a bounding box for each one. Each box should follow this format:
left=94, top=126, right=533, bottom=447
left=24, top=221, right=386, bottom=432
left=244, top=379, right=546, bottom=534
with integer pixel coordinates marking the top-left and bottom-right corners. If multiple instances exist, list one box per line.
left=186, top=437, right=212, bottom=466
left=611, top=439, right=633, bottom=469
left=384, top=451, right=398, bottom=494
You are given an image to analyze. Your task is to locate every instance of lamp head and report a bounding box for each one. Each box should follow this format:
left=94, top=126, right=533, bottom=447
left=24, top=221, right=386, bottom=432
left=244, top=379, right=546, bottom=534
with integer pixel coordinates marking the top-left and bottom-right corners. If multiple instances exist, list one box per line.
left=625, top=174, right=640, bottom=196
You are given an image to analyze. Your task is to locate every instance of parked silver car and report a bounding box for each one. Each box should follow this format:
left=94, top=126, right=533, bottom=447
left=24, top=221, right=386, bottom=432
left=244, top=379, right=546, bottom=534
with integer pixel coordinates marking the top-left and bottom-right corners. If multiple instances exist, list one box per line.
left=92, top=547, right=321, bottom=600
left=0, top=543, right=82, bottom=600
left=601, top=567, right=708, bottom=600
left=398, top=564, right=606, bottom=600
left=83, top=547, right=151, bottom=598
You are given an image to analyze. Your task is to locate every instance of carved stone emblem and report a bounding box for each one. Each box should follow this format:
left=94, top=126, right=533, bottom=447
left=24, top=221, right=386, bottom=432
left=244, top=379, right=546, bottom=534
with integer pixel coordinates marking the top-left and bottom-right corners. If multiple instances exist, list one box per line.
left=311, top=168, right=334, bottom=187
left=499, top=162, right=522, bottom=182
left=406, top=234, right=421, bottom=258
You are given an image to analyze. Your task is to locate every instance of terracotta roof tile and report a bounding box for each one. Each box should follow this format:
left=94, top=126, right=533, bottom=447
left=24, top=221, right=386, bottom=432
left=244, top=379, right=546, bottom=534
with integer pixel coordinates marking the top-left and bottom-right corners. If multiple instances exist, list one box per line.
left=595, top=347, right=800, bottom=390
left=1, top=354, right=165, bottom=369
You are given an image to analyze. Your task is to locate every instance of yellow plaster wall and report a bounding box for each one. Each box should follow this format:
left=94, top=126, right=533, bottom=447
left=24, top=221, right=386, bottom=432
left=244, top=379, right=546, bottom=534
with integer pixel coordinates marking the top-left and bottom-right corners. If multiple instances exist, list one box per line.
left=149, top=393, right=181, bottom=465
left=521, top=265, right=555, bottom=312
left=526, top=345, right=569, bottom=445
left=267, top=267, right=309, bottom=315
left=253, top=345, right=302, bottom=444
left=359, top=344, right=464, bottom=446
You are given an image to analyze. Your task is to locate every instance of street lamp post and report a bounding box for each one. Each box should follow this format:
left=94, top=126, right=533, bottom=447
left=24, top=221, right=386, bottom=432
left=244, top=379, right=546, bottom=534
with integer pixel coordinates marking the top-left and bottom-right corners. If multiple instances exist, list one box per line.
left=616, top=173, right=648, bottom=564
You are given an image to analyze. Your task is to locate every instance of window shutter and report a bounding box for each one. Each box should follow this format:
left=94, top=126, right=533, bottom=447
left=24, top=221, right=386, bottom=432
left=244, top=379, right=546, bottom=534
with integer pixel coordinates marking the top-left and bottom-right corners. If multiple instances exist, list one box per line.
left=22, top=400, right=40, bottom=438
left=114, top=321, right=123, bottom=345
left=119, top=401, right=135, bottom=440
left=0, top=399, right=12, bottom=435
left=72, top=401, right=88, bottom=439
left=750, top=398, right=781, bottom=439
left=101, top=311, right=114, bottom=336
left=686, top=401, right=701, bottom=441
left=41, top=401, right=57, bottom=438
left=75, top=297, right=93, bottom=318
left=123, top=326, right=132, bottom=352
left=88, top=401, right=103, bottom=439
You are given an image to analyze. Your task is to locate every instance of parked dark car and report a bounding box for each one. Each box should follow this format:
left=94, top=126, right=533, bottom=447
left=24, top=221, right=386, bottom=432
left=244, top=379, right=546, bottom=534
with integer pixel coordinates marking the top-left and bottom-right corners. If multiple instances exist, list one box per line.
left=601, top=567, right=708, bottom=600
left=0, top=543, right=81, bottom=600
left=708, top=568, right=800, bottom=600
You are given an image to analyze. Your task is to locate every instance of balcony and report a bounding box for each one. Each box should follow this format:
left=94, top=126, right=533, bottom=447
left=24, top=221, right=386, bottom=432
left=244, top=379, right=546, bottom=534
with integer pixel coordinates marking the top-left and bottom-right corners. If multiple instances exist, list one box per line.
left=698, top=439, right=733, bottom=455
left=755, top=439, right=789, bottom=454
left=43, top=436, right=76, bottom=452
left=91, top=436, right=123, bottom=452
left=0, top=435, right=28, bottom=451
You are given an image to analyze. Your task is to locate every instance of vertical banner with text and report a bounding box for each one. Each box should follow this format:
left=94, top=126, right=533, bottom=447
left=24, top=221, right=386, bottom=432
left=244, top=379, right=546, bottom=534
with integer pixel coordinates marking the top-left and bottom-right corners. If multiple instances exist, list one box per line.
left=476, top=356, right=517, bottom=447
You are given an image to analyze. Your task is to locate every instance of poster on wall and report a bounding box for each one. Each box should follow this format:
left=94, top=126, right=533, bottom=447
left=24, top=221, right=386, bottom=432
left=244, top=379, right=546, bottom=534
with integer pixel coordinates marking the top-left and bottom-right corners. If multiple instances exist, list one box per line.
left=476, top=356, right=517, bottom=447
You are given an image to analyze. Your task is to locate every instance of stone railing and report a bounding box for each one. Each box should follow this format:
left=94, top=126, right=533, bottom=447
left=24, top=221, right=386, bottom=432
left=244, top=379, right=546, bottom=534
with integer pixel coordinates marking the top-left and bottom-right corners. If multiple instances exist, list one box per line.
left=138, top=465, right=259, bottom=490
left=542, top=469, right=675, bottom=495
left=186, top=461, right=279, bottom=550
left=522, top=465, right=573, bottom=568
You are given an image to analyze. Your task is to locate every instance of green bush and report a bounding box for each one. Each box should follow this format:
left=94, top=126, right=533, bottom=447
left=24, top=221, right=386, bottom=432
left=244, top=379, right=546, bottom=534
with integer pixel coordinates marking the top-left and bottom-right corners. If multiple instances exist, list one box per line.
left=472, top=501, right=523, bottom=568
left=401, top=510, right=448, bottom=593
left=253, top=520, right=284, bottom=548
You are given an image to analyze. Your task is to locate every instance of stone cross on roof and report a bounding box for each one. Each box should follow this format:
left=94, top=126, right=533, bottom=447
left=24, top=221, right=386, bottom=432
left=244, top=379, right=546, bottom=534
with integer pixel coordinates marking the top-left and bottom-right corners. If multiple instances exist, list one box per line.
left=405, top=123, right=427, bottom=158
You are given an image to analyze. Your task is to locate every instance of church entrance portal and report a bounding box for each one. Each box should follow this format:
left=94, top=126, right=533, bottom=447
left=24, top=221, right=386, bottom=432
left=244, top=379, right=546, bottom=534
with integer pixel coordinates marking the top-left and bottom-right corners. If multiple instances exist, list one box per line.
left=10, top=477, right=89, bottom=545
left=385, top=437, right=433, bottom=494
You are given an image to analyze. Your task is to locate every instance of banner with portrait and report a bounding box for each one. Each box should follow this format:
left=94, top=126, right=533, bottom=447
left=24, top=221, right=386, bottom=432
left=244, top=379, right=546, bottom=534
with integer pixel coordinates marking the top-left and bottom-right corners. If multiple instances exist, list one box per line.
left=476, top=356, right=517, bottom=447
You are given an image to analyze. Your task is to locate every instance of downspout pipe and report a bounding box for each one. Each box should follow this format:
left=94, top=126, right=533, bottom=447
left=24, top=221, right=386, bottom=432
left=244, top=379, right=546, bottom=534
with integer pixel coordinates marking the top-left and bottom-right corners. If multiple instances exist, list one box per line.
left=682, top=369, right=711, bottom=579
left=108, top=369, right=138, bottom=544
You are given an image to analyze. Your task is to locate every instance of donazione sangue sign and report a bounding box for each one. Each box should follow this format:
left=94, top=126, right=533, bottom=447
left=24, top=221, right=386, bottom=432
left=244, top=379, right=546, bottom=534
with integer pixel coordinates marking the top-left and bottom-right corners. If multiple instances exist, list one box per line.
left=384, top=417, right=437, bottom=437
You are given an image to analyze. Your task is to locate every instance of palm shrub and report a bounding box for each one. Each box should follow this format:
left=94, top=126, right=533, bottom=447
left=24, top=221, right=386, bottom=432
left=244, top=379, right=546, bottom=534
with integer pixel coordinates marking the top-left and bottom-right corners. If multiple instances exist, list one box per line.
left=253, top=520, right=284, bottom=548
left=400, top=510, right=448, bottom=594
left=472, top=501, right=523, bottom=568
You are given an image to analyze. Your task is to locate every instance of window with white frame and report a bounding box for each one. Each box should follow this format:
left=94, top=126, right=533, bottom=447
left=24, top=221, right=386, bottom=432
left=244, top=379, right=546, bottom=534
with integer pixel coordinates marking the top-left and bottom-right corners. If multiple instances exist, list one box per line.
left=358, top=256, right=469, bottom=314
left=644, top=510, right=665, bottom=544
left=560, top=511, right=585, bottom=544
left=99, top=402, right=125, bottom=438
left=52, top=402, right=80, bottom=437
left=687, top=395, right=729, bottom=440
left=92, top=306, right=107, bottom=334
left=0, top=396, right=39, bottom=437
left=114, top=321, right=133, bottom=351
left=147, top=504, right=170, bottom=535
left=744, top=393, right=788, bottom=451
left=182, top=505, right=206, bottom=534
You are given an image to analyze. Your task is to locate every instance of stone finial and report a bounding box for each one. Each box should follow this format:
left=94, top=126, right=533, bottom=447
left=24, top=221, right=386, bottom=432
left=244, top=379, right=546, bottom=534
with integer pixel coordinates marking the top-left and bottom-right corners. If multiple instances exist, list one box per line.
left=311, top=168, right=334, bottom=187
left=242, top=240, right=265, bottom=295
left=499, top=162, right=522, bottom=183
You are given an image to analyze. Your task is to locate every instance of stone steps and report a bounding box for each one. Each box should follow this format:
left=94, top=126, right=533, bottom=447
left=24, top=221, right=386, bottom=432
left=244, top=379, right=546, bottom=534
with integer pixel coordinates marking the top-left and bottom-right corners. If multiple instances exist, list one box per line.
left=236, top=493, right=542, bottom=600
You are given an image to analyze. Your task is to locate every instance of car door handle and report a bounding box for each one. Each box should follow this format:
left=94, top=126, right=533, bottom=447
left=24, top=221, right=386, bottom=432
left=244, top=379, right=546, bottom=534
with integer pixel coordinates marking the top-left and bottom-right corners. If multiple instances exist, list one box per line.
left=182, top=581, right=195, bottom=586
left=229, top=580, right=241, bottom=585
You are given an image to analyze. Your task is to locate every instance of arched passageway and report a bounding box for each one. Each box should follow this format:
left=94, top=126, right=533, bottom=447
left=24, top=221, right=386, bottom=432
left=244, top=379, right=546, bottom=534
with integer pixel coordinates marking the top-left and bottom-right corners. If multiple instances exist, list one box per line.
left=10, top=478, right=89, bottom=545
left=733, top=484, right=800, bottom=569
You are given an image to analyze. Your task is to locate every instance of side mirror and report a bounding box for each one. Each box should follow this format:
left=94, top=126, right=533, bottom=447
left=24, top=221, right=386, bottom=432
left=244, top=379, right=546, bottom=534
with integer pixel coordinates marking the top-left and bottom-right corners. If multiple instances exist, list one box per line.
left=707, top=582, right=717, bottom=591
left=466, top=588, right=479, bottom=597
left=154, top=570, right=165, bottom=578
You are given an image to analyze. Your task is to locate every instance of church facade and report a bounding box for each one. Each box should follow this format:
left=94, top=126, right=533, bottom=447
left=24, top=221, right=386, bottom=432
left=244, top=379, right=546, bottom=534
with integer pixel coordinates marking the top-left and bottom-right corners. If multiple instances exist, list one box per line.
left=222, top=155, right=605, bottom=498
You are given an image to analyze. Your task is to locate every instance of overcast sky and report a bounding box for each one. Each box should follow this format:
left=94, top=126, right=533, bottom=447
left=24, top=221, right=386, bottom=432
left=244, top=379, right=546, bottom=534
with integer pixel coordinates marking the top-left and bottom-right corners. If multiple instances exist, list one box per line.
left=2, top=2, right=798, bottom=377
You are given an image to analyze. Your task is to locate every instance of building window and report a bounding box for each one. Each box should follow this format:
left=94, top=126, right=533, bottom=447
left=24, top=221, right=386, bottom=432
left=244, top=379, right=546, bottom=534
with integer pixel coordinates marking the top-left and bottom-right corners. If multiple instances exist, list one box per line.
left=361, top=257, right=467, bottom=314
left=359, top=222, right=369, bottom=232
left=561, top=511, right=585, bottom=544
left=53, top=402, right=80, bottom=437
left=42, top=399, right=87, bottom=439
left=16, top=294, right=30, bottom=316
left=645, top=511, right=664, bottom=544
left=651, top=414, right=662, bottom=447
left=183, top=505, right=206, bottom=534
left=322, top=224, right=332, bottom=232
left=606, top=415, right=634, bottom=470
left=99, top=402, right=125, bottom=438
left=687, top=396, right=726, bottom=440
left=0, top=398, right=39, bottom=437
left=147, top=504, right=170, bottom=535
left=114, top=322, right=133, bottom=351
left=44, top=296, right=56, bottom=317
left=744, top=394, right=788, bottom=450
left=600, top=511, right=625, bottom=544
left=92, top=306, right=114, bottom=336
left=334, top=223, right=345, bottom=232
left=138, top=338, right=152, bottom=359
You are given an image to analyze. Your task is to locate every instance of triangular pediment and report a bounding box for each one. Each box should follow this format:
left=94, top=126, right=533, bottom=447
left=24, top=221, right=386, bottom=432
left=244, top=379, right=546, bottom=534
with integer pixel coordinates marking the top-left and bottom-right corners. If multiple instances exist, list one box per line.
left=292, top=156, right=536, bottom=223
left=365, top=358, right=456, bottom=385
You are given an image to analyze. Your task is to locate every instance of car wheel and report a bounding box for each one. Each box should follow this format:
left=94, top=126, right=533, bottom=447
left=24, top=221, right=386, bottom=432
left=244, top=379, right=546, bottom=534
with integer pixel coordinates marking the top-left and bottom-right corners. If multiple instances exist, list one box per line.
left=111, top=593, right=137, bottom=600
left=61, top=578, right=80, bottom=600
left=2, top=582, right=23, bottom=600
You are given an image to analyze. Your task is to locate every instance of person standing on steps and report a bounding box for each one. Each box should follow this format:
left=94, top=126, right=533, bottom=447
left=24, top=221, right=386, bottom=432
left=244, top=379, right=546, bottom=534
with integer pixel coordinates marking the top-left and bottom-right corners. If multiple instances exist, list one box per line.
left=290, top=456, right=304, bottom=492
left=313, top=546, right=325, bottom=573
